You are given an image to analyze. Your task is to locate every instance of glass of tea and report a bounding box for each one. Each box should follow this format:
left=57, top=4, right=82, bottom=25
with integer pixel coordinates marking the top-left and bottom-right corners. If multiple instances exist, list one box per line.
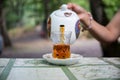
left=51, top=31, right=72, bottom=59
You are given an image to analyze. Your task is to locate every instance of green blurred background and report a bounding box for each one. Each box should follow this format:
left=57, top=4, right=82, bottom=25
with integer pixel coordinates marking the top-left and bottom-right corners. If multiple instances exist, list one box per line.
left=0, top=0, right=120, bottom=47
left=4, top=0, right=120, bottom=31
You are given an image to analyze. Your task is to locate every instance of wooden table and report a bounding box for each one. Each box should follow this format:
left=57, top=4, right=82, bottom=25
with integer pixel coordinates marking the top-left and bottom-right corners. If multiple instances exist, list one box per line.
left=0, top=58, right=120, bottom=80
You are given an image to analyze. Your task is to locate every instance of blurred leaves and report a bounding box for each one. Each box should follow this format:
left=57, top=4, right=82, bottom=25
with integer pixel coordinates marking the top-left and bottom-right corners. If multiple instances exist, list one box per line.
left=103, top=0, right=120, bottom=19
left=3, top=0, right=120, bottom=30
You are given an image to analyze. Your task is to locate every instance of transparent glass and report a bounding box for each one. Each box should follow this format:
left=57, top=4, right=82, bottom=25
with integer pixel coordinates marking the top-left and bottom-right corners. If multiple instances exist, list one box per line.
left=51, top=31, right=72, bottom=59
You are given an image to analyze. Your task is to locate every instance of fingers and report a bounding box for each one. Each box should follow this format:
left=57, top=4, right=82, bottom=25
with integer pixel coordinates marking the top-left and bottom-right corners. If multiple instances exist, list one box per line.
left=67, top=3, right=80, bottom=13
left=67, top=3, right=72, bottom=9
left=67, top=3, right=86, bottom=14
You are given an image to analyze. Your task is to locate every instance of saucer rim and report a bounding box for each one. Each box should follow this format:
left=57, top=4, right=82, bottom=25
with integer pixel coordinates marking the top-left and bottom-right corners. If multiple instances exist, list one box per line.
left=43, top=53, right=83, bottom=60
left=42, top=53, right=83, bottom=65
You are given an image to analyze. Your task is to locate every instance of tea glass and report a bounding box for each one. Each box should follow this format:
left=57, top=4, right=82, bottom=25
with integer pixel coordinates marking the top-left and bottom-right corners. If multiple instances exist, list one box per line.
left=51, top=31, right=72, bottom=59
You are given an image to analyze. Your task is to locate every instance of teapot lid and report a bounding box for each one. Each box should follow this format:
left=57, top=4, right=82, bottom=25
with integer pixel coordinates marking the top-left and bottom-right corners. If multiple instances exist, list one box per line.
left=54, top=4, right=76, bottom=17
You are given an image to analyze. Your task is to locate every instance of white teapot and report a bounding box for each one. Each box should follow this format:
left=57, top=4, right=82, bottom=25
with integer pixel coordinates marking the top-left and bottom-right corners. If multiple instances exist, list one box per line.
left=47, top=4, right=80, bottom=44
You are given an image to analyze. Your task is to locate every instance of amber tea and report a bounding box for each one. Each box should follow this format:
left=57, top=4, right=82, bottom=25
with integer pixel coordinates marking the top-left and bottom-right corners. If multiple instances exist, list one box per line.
left=53, top=44, right=70, bottom=59
left=51, top=25, right=72, bottom=59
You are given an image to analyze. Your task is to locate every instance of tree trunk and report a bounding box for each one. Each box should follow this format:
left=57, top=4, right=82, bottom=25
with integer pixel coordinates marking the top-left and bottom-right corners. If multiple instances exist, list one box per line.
left=89, top=0, right=120, bottom=57
left=40, top=0, right=50, bottom=37
left=89, top=0, right=109, bottom=25
left=0, top=0, right=12, bottom=47
left=42, top=0, right=50, bottom=19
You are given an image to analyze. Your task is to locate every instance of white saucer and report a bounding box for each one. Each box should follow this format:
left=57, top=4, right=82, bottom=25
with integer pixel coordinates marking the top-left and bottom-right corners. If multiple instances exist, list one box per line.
left=43, top=53, right=83, bottom=65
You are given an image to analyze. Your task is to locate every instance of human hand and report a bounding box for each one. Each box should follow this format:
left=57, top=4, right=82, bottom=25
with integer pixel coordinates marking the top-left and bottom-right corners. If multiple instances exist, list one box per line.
left=67, top=3, right=87, bottom=17
left=67, top=3, right=93, bottom=30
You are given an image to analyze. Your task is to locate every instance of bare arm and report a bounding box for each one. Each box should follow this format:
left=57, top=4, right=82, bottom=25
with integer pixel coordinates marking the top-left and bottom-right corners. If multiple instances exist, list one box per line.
left=68, top=3, right=120, bottom=43
left=89, top=11, right=120, bottom=43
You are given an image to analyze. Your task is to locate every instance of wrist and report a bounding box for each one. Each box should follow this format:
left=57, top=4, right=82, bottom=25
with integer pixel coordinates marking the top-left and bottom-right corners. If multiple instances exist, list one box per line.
left=80, top=12, right=93, bottom=31
left=86, top=12, right=93, bottom=29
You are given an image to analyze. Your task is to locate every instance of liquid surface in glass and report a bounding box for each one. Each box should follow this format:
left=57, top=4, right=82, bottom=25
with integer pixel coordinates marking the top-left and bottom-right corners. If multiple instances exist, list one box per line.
left=52, top=25, right=71, bottom=59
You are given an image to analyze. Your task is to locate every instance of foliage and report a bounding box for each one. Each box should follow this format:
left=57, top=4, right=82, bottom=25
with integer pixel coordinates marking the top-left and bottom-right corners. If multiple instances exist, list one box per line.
left=4, top=0, right=120, bottom=30
left=68, top=0, right=90, bottom=11
left=103, top=0, right=120, bottom=19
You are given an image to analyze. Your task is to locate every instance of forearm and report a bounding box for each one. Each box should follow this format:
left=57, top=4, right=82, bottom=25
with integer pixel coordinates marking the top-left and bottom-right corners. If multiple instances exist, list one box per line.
left=86, top=20, right=116, bottom=43
left=86, top=11, right=120, bottom=43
